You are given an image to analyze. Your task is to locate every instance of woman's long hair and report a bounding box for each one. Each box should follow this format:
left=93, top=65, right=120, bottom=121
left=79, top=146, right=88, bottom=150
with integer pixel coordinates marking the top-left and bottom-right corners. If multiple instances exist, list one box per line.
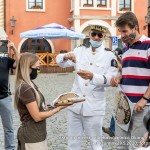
left=14, top=52, right=41, bottom=109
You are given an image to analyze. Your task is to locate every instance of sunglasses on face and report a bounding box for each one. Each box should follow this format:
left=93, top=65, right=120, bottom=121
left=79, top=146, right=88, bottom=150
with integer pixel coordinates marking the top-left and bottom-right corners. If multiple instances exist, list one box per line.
left=91, top=32, right=103, bottom=38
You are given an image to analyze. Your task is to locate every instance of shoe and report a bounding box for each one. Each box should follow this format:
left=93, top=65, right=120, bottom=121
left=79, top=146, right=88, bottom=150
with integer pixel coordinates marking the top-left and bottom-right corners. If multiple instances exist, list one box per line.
left=102, top=127, right=115, bottom=137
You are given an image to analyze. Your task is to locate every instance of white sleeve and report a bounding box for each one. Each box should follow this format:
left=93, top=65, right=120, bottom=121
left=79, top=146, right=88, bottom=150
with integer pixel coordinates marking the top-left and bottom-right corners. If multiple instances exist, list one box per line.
left=56, top=53, right=74, bottom=68
left=90, top=55, right=118, bottom=87
left=56, top=47, right=80, bottom=68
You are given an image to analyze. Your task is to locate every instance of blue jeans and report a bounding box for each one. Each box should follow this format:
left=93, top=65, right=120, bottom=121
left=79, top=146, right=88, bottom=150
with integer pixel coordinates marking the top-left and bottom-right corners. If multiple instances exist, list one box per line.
left=0, top=96, right=15, bottom=150
left=110, top=116, right=115, bottom=136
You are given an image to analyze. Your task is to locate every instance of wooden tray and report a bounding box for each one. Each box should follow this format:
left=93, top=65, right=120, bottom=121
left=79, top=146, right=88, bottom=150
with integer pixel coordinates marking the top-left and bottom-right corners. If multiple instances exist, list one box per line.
left=55, top=98, right=85, bottom=106
left=52, top=92, right=85, bottom=107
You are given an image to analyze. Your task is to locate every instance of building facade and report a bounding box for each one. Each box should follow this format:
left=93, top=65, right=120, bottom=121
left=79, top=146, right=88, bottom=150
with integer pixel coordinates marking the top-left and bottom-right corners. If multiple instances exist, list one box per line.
left=0, top=0, right=4, bottom=28
left=3, top=0, right=148, bottom=69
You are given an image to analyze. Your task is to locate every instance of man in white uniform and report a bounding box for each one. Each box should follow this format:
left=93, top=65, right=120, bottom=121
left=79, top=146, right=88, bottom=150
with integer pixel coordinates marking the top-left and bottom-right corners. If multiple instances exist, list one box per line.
left=56, top=23, right=118, bottom=150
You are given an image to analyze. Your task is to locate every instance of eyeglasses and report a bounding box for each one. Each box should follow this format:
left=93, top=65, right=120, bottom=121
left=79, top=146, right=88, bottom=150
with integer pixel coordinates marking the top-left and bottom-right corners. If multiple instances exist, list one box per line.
left=91, top=32, right=103, bottom=38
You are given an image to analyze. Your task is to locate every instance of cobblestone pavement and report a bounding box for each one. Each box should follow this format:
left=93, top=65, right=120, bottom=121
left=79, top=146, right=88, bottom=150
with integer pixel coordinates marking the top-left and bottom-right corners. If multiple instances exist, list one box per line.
left=0, top=73, right=117, bottom=150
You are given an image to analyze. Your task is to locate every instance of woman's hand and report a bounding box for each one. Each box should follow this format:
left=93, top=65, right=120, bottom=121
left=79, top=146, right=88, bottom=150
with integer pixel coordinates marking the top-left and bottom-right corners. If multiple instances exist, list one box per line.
left=57, top=105, right=69, bottom=110
left=46, top=105, right=67, bottom=111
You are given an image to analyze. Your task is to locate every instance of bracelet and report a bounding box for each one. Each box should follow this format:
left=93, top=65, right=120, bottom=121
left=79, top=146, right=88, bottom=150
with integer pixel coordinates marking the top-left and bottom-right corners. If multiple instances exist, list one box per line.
left=142, top=96, right=150, bottom=101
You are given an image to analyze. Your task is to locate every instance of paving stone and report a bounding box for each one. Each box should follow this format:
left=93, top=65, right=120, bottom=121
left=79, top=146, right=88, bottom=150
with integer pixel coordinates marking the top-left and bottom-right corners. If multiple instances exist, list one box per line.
left=0, top=73, right=116, bottom=150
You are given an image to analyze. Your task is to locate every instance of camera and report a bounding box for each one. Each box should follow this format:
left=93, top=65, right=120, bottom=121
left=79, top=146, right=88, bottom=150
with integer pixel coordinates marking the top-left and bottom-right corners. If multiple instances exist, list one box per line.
left=0, top=40, right=8, bottom=52
left=114, top=48, right=122, bottom=56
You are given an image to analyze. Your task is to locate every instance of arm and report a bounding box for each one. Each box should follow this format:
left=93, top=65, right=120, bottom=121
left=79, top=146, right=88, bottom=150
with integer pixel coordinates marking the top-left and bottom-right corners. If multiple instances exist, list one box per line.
left=7, top=42, right=19, bottom=68
left=110, top=54, right=122, bottom=87
left=117, top=55, right=122, bottom=72
left=56, top=47, right=79, bottom=68
left=56, top=53, right=74, bottom=68
left=134, top=83, right=150, bottom=112
left=134, top=47, right=150, bottom=112
left=90, top=57, right=118, bottom=87
left=91, top=69, right=118, bottom=87
left=19, top=84, right=66, bottom=122
left=26, top=101, right=65, bottom=122
left=117, top=61, right=122, bottom=72
left=143, top=84, right=150, bottom=99
left=77, top=55, right=118, bottom=87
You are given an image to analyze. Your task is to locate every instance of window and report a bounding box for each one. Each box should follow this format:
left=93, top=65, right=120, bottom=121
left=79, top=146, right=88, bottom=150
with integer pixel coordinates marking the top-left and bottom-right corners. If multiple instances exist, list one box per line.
left=97, top=0, right=107, bottom=7
left=26, top=0, right=45, bottom=12
left=21, top=39, right=51, bottom=53
left=28, top=0, right=43, bottom=9
left=83, top=0, right=93, bottom=7
left=71, top=0, right=74, bottom=11
left=119, top=0, right=131, bottom=11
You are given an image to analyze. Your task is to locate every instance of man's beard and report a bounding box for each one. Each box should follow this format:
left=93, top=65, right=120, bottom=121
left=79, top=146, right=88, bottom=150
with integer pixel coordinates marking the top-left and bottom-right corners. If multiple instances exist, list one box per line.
left=122, top=32, right=136, bottom=44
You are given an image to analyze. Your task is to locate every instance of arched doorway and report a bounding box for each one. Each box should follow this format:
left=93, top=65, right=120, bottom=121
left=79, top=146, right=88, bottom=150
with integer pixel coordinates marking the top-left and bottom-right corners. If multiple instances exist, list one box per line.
left=20, top=38, right=52, bottom=53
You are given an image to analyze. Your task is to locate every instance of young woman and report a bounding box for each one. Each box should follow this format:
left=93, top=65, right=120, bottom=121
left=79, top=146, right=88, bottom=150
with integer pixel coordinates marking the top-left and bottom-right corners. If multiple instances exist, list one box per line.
left=14, top=53, right=65, bottom=150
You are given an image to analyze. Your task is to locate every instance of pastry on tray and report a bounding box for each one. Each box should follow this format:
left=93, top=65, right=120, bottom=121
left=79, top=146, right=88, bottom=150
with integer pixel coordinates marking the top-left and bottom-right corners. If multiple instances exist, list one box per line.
left=50, top=92, right=85, bottom=107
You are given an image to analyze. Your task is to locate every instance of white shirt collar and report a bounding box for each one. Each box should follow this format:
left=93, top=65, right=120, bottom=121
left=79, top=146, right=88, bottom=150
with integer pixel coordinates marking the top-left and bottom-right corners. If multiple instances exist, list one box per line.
left=138, top=35, right=149, bottom=42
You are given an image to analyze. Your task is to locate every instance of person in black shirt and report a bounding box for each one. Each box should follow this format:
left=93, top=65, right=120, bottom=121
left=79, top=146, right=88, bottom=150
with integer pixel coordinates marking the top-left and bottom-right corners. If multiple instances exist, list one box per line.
left=0, top=41, right=19, bottom=150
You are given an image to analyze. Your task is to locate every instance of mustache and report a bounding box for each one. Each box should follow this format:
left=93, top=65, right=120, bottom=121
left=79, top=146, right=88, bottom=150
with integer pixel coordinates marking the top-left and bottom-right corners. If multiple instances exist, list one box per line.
left=122, top=33, right=136, bottom=40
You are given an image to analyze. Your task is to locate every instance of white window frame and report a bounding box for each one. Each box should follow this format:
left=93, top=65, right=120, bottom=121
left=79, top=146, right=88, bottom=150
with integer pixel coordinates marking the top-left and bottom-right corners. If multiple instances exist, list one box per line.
left=117, top=0, right=134, bottom=14
left=80, top=0, right=111, bottom=10
left=26, top=0, right=46, bottom=12
left=70, top=0, right=74, bottom=12
left=97, top=0, right=107, bottom=7
left=82, top=0, right=94, bottom=6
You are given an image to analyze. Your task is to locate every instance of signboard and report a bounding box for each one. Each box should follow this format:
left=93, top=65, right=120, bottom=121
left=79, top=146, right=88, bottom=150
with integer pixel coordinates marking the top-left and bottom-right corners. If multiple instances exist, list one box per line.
left=112, top=36, right=118, bottom=45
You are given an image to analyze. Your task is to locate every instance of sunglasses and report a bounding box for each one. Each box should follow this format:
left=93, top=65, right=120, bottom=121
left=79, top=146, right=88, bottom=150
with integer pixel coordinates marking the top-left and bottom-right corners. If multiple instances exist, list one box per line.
left=91, top=32, right=103, bottom=38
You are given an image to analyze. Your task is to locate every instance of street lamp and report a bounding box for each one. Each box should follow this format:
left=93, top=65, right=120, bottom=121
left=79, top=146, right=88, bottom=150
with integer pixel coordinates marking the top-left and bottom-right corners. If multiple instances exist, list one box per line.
left=10, top=16, right=16, bottom=35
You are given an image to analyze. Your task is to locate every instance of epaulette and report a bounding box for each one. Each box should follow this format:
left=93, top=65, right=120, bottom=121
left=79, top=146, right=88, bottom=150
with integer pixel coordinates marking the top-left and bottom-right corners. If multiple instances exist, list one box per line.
left=105, top=48, right=113, bottom=52
left=77, top=43, right=90, bottom=48
left=77, top=44, right=83, bottom=48
left=83, top=43, right=90, bottom=48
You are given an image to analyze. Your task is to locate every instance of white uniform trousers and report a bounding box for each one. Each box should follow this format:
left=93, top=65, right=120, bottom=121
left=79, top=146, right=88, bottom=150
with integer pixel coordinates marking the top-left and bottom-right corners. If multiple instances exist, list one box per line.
left=67, top=110, right=104, bottom=150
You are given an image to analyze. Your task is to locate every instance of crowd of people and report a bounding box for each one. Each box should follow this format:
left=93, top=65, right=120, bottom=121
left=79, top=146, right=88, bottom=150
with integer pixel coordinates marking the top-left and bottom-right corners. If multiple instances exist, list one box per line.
left=0, top=11, right=150, bottom=150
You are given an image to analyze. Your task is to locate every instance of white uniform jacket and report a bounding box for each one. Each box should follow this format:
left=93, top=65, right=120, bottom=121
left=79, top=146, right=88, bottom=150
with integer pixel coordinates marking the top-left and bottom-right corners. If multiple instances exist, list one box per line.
left=56, top=45, right=118, bottom=116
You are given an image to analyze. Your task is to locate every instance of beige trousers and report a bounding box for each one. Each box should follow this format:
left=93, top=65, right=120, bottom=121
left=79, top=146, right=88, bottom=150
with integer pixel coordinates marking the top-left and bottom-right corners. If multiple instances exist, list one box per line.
left=25, top=139, right=48, bottom=150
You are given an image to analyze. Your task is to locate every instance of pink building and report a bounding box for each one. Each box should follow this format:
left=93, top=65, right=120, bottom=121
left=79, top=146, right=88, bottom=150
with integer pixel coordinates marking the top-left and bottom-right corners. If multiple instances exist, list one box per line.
left=2, top=0, right=148, bottom=71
